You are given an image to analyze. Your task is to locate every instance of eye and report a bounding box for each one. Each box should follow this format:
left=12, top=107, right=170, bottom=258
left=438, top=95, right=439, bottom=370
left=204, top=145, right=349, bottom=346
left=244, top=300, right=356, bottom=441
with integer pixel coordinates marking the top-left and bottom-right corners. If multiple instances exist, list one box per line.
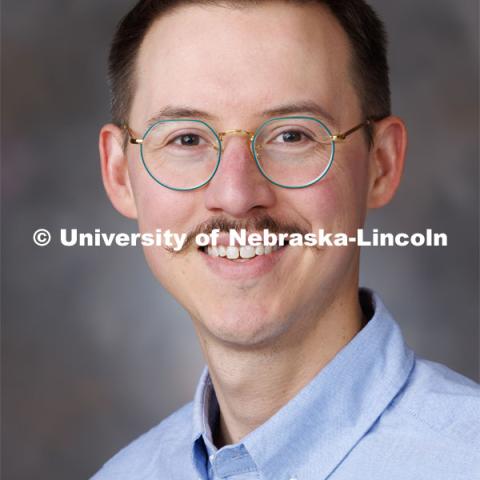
left=171, top=133, right=206, bottom=146
left=272, top=129, right=313, bottom=144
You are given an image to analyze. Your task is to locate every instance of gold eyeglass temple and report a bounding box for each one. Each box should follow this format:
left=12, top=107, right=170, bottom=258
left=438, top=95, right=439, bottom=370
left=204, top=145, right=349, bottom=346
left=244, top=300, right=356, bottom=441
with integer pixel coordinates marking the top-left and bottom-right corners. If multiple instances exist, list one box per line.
left=123, top=124, right=143, bottom=144
left=330, top=119, right=373, bottom=142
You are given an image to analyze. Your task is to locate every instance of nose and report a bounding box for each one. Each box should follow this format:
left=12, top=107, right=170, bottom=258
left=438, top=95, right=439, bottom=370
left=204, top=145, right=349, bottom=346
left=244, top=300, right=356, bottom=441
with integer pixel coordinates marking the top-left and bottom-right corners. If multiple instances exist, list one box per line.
left=203, top=134, right=276, bottom=217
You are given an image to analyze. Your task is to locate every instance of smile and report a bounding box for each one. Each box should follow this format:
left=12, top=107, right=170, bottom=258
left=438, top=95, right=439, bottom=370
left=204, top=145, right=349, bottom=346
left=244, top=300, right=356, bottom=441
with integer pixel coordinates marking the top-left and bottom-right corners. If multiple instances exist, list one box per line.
left=205, top=244, right=283, bottom=260
left=198, top=240, right=290, bottom=280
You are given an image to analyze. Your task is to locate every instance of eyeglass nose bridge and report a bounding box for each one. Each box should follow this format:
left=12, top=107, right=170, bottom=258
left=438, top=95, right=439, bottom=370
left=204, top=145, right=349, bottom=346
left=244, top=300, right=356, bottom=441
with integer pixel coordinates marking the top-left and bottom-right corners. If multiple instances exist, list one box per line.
left=216, top=129, right=256, bottom=153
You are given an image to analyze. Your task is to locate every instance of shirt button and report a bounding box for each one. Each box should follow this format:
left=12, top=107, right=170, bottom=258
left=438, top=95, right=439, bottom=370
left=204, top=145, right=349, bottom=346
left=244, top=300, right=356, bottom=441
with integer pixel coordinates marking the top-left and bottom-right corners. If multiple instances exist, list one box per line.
left=209, top=454, right=215, bottom=462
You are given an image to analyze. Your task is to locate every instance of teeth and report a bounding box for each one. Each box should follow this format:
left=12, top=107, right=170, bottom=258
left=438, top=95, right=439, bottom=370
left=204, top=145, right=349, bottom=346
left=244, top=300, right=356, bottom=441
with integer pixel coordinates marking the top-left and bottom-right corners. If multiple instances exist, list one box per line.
left=240, top=246, right=256, bottom=259
left=205, top=244, right=284, bottom=260
left=226, top=246, right=239, bottom=259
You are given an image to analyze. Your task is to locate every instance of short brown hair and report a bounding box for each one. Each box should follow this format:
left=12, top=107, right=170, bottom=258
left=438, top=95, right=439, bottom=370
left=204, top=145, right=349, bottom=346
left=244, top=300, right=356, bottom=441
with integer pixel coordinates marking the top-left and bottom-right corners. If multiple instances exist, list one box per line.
left=108, top=0, right=390, bottom=133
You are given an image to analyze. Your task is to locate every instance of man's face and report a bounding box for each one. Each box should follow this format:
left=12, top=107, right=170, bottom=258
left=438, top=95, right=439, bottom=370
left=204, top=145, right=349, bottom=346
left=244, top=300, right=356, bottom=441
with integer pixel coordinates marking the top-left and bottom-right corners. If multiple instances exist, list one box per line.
left=126, top=2, right=372, bottom=347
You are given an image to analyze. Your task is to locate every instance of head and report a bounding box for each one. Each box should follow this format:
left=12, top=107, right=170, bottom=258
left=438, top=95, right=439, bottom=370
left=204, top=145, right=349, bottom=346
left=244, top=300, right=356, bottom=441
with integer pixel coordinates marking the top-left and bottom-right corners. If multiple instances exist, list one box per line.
left=100, top=0, right=406, bottom=349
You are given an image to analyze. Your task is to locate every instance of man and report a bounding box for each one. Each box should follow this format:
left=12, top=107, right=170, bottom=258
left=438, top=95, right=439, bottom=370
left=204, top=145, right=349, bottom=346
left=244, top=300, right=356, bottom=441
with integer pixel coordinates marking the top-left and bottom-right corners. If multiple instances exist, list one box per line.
left=93, top=0, right=480, bottom=478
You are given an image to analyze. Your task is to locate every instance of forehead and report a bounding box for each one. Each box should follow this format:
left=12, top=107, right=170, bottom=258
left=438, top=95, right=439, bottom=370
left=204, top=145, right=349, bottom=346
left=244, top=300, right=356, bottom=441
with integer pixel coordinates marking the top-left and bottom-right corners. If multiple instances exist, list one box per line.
left=131, top=2, right=357, bottom=127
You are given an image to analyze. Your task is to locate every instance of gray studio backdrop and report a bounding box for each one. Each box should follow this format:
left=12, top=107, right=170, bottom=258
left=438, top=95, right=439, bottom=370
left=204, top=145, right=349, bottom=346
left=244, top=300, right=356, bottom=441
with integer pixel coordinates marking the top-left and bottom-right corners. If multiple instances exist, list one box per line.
left=2, top=1, right=478, bottom=479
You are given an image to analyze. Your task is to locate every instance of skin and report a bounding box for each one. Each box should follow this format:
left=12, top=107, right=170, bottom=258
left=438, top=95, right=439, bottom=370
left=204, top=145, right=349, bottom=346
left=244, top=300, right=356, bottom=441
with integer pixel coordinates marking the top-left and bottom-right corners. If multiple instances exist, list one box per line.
left=99, top=1, right=407, bottom=446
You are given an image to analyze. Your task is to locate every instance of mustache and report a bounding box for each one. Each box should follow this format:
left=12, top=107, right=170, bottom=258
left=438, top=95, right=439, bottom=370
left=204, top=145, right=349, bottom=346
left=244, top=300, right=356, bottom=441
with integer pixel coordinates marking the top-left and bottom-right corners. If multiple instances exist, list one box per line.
left=171, top=214, right=309, bottom=253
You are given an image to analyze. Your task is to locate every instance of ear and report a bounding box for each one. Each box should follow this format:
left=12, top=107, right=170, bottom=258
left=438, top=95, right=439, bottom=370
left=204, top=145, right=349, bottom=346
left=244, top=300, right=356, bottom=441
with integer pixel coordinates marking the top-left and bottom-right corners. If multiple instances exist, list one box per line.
left=99, top=123, right=138, bottom=219
left=367, top=116, right=408, bottom=209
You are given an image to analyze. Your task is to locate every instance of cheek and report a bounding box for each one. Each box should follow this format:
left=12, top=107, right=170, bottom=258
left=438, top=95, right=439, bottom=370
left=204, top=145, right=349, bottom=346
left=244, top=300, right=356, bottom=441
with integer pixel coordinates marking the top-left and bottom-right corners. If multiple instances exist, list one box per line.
left=127, top=164, right=201, bottom=291
left=133, top=186, right=203, bottom=311
left=288, top=152, right=370, bottom=234
left=129, top=161, right=198, bottom=233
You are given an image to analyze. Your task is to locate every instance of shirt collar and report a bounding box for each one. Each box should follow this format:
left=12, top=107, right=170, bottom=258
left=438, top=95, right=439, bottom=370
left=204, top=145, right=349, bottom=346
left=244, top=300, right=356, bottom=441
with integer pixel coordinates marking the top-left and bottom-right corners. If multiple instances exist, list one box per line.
left=191, top=289, right=415, bottom=479
left=192, top=367, right=219, bottom=452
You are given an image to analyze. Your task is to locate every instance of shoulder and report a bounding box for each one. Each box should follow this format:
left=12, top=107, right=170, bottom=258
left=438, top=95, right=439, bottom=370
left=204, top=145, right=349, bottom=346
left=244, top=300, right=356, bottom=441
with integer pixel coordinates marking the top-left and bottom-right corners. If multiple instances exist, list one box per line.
left=90, top=402, right=195, bottom=480
left=387, top=357, right=480, bottom=445
left=357, top=358, right=480, bottom=478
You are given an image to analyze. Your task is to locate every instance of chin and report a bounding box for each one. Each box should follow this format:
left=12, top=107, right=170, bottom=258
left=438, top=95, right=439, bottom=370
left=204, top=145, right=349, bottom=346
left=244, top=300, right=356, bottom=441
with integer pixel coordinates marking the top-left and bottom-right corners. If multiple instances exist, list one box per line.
left=197, top=305, right=294, bottom=349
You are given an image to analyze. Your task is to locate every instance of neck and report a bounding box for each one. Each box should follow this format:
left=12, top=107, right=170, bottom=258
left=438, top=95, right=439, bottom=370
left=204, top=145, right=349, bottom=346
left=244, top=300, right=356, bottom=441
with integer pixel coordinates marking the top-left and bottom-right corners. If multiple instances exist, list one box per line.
left=197, top=285, right=365, bottom=448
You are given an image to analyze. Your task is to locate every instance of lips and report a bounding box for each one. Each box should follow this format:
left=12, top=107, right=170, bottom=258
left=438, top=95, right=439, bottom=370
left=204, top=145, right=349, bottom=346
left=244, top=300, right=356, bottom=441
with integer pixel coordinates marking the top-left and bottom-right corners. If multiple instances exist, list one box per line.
left=198, top=241, right=289, bottom=281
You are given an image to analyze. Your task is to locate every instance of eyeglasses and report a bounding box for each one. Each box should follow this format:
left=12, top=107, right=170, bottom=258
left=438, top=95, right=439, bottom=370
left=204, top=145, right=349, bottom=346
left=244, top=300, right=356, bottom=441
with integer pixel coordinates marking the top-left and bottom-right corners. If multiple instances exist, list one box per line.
left=124, top=116, right=376, bottom=191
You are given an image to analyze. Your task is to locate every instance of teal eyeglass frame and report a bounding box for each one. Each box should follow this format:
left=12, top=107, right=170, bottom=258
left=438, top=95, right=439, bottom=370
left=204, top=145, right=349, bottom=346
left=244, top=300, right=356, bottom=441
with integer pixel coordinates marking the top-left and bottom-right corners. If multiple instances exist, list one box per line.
left=124, top=116, right=377, bottom=191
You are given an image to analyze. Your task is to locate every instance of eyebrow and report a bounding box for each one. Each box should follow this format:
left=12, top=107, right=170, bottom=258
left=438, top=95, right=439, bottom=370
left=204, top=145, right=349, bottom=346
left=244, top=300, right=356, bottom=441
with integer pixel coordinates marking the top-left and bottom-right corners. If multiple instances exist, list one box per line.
left=146, top=107, right=216, bottom=126
left=145, top=101, right=337, bottom=128
left=261, top=102, right=337, bottom=127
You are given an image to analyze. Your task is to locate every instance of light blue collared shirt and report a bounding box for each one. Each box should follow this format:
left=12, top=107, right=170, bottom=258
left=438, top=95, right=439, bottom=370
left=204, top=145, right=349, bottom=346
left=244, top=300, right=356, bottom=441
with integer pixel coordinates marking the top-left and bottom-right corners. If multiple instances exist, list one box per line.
left=92, top=290, right=480, bottom=480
